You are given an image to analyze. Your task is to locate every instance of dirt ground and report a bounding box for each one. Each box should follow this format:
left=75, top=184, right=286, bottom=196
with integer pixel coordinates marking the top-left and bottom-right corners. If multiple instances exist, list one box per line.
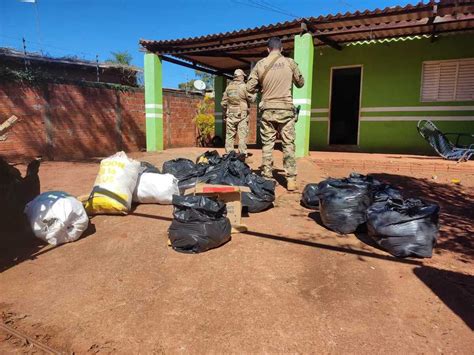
left=1, top=148, right=473, bottom=354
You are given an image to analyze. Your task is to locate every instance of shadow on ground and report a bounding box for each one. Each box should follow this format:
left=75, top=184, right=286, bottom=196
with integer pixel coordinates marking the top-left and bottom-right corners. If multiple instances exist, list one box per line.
left=242, top=229, right=422, bottom=266
left=0, top=220, right=96, bottom=273
left=128, top=210, right=421, bottom=266
left=414, top=265, right=474, bottom=330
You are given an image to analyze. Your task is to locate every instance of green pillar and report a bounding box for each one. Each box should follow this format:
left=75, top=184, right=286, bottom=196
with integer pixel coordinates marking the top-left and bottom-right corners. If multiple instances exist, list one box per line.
left=214, top=76, right=226, bottom=140
left=144, top=53, right=164, bottom=151
left=293, top=33, right=314, bottom=157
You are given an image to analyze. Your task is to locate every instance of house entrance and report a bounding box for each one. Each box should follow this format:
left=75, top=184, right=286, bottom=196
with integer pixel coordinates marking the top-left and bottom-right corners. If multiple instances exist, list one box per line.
left=329, top=67, right=362, bottom=145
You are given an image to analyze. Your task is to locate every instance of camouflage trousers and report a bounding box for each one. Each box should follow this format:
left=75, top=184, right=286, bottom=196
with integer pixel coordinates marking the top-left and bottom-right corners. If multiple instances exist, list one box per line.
left=260, top=109, right=297, bottom=178
left=225, top=112, right=249, bottom=155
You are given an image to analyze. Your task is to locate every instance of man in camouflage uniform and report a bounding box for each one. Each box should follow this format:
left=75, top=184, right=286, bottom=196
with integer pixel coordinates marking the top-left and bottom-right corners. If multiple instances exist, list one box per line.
left=221, top=69, right=256, bottom=157
left=246, top=37, right=304, bottom=191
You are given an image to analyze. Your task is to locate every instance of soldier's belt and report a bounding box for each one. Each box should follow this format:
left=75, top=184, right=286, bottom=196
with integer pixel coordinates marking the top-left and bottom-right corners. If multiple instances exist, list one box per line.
left=227, top=106, right=241, bottom=113
left=261, top=106, right=294, bottom=111
left=259, top=101, right=294, bottom=111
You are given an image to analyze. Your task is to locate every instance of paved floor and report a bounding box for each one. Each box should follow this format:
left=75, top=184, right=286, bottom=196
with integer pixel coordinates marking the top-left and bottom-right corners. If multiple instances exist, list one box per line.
left=1, top=149, right=473, bottom=353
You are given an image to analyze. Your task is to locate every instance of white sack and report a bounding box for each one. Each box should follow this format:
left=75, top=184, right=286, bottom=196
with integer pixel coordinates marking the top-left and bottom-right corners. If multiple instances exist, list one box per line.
left=25, top=191, right=89, bottom=246
left=85, top=151, right=140, bottom=215
left=133, top=173, right=179, bottom=204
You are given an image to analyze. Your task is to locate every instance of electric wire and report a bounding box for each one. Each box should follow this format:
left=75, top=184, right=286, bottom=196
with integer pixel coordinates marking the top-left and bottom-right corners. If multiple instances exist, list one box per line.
left=230, top=0, right=301, bottom=19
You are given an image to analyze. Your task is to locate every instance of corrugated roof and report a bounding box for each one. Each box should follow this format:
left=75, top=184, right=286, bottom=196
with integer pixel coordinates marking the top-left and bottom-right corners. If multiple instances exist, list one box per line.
left=140, top=0, right=474, bottom=74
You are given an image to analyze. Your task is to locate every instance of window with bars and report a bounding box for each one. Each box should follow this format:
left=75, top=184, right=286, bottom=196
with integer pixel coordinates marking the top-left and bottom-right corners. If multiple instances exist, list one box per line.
left=420, top=58, right=474, bottom=102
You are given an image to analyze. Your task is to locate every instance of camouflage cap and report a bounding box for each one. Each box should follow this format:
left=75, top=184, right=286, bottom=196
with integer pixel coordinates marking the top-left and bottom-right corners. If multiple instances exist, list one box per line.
left=234, top=69, right=246, bottom=77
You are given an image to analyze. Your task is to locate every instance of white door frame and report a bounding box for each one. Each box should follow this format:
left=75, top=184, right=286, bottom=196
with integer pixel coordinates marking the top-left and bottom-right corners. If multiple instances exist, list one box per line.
left=328, top=65, right=364, bottom=146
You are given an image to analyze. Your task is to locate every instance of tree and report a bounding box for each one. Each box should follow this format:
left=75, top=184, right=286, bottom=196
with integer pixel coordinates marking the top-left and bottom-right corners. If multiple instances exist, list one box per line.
left=178, top=70, right=214, bottom=91
left=178, top=79, right=193, bottom=91
left=195, top=71, right=214, bottom=90
left=107, top=51, right=133, bottom=66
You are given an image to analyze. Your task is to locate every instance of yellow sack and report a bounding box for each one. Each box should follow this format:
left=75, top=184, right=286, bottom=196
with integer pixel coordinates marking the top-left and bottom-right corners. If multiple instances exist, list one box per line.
left=196, top=155, right=209, bottom=164
left=196, top=150, right=220, bottom=165
left=85, top=152, right=140, bottom=215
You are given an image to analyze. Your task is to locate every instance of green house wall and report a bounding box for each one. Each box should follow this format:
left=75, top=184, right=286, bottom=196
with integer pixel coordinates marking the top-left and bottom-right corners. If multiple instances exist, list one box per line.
left=310, top=33, right=474, bottom=154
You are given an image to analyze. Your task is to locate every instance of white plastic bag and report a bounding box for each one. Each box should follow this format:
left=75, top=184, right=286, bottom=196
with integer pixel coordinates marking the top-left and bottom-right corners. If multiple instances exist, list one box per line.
left=133, top=173, right=179, bottom=204
left=85, top=151, right=140, bottom=215
left=24, top=191, right=89, bottom=246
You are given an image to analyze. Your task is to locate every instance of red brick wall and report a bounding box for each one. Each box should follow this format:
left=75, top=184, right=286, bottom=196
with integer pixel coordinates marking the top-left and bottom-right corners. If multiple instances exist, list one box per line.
left=0, top=83, right=258, bottom=162
left=162, top=89, right=202, bottom=149
left=0, top=84, right=48, bottom=160
left=164, top=91, right=258, bottom=148
left=0, top=83, right=147, bottom=161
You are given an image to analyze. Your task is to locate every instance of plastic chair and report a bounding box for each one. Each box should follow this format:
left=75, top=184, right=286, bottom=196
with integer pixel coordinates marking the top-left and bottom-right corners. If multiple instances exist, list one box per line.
left=417, top=120, right=474, bottom=162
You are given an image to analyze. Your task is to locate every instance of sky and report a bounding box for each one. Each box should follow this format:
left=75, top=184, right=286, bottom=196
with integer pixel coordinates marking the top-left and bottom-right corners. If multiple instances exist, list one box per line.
left=0, top=0, right=414, bottom=88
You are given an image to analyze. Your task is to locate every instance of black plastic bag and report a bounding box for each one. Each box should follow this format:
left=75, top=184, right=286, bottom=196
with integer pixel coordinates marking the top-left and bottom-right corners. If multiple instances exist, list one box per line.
left=301, top=183, right=319, bottom=209
left=162, top=158, right=199, bottom=179
left=346, top=173, right=403, bottom=202
left=168, top=219, right=231, bottom=254
left=140, top=161, right=160, bottom=174
left=325, top=173, right=402, bottom=203
left=167, top=152, right=273, bottom=213
left=347, top=172, right=382, bottom=186
left=367, top=198, right=439, bottom=258
left=172, top=195, right=227, bottom=222
left=197, top=151, right=273, bottom=213
left=373, top=184, right=403, bottom=202
left=241, top=174, right=275, bottom=213
left=168, top=195, right=231, bottom=253
left=302, top=174, right=387, bottom=210
left=317, top=179, right=372, bottom=234
left=201, top=151, right=250, bottom=183
left=162, top=158, right=207, bottom=191
left=202, top=152, right=274, bottom=213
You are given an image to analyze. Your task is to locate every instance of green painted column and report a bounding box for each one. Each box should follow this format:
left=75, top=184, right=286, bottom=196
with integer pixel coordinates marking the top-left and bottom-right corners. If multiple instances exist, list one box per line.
left=293, top=33, right=314, bottom=157
left=214, top=76, right=226, bottom=140
left=144, top=53, right=164, bottom=151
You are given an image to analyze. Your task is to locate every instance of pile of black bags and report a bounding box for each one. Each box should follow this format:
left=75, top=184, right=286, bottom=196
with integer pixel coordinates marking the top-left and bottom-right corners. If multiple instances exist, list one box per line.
left=302, top=173, right=439, bottom=258
left=0, top=157, right=41, bottom=231
left=162, top=151, right=275, bottom=213
left=168, top=195, right=231, bottom=253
